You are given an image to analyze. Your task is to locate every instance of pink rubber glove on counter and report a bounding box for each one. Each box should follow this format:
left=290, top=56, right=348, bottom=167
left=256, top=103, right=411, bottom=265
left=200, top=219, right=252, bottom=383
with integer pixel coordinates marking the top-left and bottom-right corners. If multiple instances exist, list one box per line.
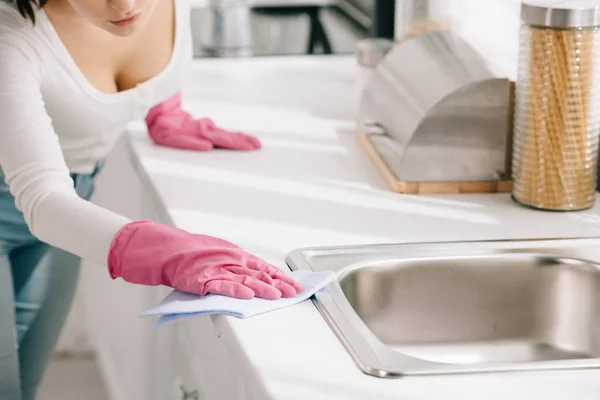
left=145, top=91, right=261, bottom=151
left=107, top=221, right=302, bottom=300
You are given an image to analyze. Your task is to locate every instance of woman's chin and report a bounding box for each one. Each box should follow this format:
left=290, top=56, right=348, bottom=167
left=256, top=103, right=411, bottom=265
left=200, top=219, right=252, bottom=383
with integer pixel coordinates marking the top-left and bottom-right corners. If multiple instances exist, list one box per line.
left=101, top=14, right=148, bottom=37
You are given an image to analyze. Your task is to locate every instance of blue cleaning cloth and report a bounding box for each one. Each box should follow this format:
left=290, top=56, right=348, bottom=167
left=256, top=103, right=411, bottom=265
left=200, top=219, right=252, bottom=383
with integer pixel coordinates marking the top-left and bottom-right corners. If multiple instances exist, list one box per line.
left=140, top=270, right=337, bottom=330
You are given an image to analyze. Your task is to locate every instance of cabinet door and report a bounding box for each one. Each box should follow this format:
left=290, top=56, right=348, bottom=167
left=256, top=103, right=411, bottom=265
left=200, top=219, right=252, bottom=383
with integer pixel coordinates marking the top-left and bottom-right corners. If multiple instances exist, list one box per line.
left=171, top=327, right=207, bottom=400
left=175, top=316, right=247, bottom=400
left=83, top=136, right=161, bottom=400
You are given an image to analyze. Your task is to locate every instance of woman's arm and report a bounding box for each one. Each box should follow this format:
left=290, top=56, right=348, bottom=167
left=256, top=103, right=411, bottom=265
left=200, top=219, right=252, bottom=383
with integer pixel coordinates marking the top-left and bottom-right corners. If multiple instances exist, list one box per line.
left=0, top=37, right=130, bottom=265
left=0, top=29, right=303, bottom=299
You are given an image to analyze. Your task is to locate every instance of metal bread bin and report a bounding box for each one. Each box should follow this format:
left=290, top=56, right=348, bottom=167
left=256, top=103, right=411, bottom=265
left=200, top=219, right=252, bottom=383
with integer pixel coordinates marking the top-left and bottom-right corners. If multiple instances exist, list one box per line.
left=358, top=30, right=513, bottom=190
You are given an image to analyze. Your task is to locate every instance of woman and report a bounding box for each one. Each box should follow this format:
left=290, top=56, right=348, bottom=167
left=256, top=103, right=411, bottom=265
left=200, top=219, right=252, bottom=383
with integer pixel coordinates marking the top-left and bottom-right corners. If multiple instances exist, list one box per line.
left=0, top=0, right=303, bottom=399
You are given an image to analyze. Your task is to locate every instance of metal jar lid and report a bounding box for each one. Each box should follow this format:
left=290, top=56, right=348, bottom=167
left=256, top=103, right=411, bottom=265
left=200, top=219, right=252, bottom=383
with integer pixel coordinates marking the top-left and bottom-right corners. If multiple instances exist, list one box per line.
left=521, top=0, right=600, bottom=28
left=356, top=38, right=396, bottom=68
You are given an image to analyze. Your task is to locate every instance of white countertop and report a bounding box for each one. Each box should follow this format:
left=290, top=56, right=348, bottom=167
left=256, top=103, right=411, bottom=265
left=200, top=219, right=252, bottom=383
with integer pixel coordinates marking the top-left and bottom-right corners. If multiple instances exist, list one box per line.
left=126, top=55, right=600, bottom=399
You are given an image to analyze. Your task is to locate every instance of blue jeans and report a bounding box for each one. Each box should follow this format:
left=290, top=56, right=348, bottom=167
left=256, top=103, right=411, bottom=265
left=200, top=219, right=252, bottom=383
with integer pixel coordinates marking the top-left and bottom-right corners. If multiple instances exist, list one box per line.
left=0, top=165, right=101, bottom=400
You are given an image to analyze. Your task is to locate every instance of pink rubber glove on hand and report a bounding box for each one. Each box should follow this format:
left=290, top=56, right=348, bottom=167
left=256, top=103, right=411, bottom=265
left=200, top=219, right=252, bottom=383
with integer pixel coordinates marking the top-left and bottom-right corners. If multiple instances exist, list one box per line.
left=145, top=91, right=261, bottom=151
left=107, top=221, right=302, bottom=300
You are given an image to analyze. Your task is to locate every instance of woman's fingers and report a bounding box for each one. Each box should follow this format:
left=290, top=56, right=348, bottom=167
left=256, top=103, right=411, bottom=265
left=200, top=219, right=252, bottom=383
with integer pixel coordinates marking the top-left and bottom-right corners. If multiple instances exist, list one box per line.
left=154, top=134, right=214, bottom=151
left=214, top=131, right=261, bottom=151
left=240, top=276, right=282, bottom=300
left=201, top=273, right=282, bottom=300
left=225, top=265, right=273, bottom=282
left=270, top=279, right=298, bottom=298
left=224, top=266, right=298, bottom=298
left=205, top=130, right=260, bottom=151
left=272, top=272, right=304, bottom=294
left=239, top=259, right=304, bottom=295
left=244, top=258, right=284, bottom=276
left=202, top=280, right=255, bottom=299
left=193, top=119, right=261, bottom=151
left=257, top=261, right=304, bottom=293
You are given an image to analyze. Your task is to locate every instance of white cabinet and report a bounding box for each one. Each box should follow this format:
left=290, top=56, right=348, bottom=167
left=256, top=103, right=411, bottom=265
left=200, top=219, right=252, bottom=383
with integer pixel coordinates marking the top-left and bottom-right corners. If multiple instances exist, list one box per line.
left=152, top=316, right=248, bottom=400
left=78, top=136, right=160, bottom=400
left=84, top=136, right=247, bottom=400
left=139, top=308, right=249, bottom=400
left=174, top=319, right=236, bottom=400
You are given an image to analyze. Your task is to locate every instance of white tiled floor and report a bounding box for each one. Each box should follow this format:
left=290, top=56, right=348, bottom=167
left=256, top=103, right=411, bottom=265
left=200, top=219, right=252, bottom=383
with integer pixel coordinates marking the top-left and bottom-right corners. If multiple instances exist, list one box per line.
left=38, top=357, right=110, bottom=400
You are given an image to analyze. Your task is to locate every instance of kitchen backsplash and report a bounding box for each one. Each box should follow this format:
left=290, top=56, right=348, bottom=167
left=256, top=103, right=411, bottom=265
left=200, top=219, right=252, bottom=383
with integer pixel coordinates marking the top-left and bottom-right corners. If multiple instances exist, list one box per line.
left=392, top=0, right=521, bottom=80
left=455, top=0, right=521, bottom=81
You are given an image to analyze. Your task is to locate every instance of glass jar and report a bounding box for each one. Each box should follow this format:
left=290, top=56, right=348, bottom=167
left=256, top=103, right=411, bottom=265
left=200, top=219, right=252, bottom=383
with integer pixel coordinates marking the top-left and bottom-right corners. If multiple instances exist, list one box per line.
left=512, top=0, right=600, bottom=211
left=395, top=0, right=457, bottom=41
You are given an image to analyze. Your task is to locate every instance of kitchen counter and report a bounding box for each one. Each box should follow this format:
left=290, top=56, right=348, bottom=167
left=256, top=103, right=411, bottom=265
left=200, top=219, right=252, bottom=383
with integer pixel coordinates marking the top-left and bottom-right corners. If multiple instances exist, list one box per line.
left=126, top=55, right=600, bottom=400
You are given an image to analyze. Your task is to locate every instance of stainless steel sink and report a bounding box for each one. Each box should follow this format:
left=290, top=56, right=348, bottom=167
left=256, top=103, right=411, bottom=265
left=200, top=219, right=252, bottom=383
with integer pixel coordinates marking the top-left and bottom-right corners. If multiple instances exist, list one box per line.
left=285, top=237, right=600, bottom=377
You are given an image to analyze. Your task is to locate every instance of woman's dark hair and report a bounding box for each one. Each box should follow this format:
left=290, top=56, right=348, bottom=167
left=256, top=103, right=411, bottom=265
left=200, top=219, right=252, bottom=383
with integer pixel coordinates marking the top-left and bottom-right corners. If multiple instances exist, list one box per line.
left=13, top=0, right=48, bottom=23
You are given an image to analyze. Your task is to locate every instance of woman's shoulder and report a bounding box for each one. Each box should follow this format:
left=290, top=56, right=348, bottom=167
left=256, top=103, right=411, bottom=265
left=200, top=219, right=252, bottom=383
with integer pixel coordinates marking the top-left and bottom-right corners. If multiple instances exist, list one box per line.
left=0, top=3, right=47, bottom=81
left=0, top=2, right=45, bottom=46
left=0, top=2, right=33, bottom=32
left=0, top=2, right=45, bottom=62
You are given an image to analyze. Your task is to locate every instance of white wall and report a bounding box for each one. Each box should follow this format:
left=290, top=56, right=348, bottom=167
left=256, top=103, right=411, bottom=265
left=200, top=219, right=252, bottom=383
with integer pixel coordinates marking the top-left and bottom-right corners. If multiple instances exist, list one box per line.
left=455, top=0, right=522, bottom=81
left=394, top=0, right=522, bottom=80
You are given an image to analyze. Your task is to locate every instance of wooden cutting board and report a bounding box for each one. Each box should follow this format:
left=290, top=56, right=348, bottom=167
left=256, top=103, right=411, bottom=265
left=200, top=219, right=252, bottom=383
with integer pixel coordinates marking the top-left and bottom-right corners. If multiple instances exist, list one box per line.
left=356, top=127, right=513, bottom=195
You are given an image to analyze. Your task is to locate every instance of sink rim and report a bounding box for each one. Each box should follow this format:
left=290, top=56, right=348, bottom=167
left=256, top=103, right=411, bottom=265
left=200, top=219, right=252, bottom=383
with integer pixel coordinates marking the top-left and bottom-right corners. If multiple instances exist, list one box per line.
left=285, top=236, right=600, bottom=378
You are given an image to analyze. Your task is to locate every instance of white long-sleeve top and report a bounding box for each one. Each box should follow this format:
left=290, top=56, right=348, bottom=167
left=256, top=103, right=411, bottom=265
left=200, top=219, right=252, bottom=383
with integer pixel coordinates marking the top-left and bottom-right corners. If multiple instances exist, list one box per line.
left=0, top=1, right=192, bottom=265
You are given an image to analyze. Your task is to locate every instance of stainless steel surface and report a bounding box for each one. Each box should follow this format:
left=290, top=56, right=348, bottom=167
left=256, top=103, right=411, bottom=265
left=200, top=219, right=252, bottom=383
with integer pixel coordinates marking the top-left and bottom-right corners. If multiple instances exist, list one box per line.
left=286, top=237, right=600, bottom=377
left=190, top=2, right=365, bottom=57
left=359, top=30, right=513, bottom=183
left=194, top=0, right=254, bottom=57
left=355, top=38, right=395, bottom=67
left=521, top=0, right=600, bottom=28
